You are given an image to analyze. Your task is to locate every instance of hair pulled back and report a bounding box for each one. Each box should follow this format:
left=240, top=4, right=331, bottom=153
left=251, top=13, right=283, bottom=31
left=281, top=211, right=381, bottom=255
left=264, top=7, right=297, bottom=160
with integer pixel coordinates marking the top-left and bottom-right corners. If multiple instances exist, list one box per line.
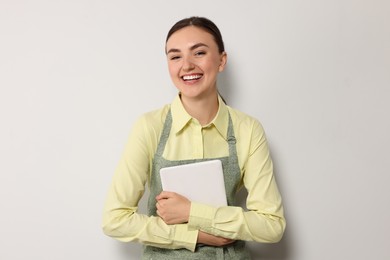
left=166, top=16, right=225, bottom=53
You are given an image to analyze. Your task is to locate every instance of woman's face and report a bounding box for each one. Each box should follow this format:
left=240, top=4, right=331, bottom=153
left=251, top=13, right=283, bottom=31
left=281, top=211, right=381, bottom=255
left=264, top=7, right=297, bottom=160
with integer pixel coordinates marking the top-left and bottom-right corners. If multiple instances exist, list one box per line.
left=166, top=26, right=227, bottom=101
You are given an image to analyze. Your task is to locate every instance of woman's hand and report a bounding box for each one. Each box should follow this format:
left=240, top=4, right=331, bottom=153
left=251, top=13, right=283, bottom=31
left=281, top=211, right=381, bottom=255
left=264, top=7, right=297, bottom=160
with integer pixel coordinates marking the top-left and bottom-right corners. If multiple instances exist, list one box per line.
left=197, top=231, right=235, bottom=246
left=156, top=191, right=191, bottom=224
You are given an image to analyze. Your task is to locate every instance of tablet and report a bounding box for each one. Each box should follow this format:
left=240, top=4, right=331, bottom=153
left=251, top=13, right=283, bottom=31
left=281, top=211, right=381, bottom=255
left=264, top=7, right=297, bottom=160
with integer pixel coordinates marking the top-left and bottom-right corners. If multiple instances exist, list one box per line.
left=160, top=160, right=227, bottom=207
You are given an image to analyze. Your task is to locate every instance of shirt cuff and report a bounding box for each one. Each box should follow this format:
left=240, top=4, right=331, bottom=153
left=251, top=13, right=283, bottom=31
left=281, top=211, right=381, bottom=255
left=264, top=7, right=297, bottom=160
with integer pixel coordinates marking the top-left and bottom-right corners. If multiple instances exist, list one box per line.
left=188, top=202, right=217, bottom=232
left=173, top=224, right=199, bottom=252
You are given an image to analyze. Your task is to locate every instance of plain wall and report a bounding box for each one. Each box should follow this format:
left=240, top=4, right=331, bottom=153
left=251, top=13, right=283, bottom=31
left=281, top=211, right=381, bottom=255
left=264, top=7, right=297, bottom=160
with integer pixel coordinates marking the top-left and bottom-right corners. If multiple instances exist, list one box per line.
left=1, top=0, right=389, bottom=259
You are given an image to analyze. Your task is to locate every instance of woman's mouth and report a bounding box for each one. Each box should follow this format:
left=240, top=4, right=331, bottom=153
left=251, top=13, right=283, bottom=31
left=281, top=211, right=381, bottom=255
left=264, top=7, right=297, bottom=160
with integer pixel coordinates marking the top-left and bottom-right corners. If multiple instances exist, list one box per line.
left=182, top=74, right=203, bottom=82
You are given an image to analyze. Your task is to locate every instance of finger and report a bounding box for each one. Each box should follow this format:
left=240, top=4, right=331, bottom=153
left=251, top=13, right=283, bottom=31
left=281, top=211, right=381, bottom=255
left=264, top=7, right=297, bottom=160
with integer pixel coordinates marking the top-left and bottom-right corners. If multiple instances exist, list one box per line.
left=223, top=239, right=235, bottom=245
left=156, top=191, right=175, bottom=200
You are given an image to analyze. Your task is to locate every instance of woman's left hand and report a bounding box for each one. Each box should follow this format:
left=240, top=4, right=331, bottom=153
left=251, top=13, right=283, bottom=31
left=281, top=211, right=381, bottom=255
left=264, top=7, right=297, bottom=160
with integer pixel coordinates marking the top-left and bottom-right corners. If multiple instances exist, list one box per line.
left=156, top=191, right=191, bottom=225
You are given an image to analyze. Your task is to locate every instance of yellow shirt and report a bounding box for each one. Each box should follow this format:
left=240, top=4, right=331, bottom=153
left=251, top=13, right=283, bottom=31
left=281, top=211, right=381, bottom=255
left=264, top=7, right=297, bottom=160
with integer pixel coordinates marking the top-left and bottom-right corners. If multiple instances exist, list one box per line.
left=102, top=95, right=286, bottom=252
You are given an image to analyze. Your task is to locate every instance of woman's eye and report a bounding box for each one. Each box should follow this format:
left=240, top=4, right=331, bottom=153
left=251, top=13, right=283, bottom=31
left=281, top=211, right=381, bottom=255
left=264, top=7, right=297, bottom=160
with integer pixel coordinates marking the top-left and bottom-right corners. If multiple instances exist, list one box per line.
left=170, top=56, right=181, bottom=60
left=195, top=51, right=206, bottom=56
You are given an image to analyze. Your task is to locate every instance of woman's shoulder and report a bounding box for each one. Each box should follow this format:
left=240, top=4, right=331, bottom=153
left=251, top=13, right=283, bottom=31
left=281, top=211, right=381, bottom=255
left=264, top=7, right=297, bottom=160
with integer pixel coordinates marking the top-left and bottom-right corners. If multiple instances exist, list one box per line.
left=226, top=106, right=268, bottom=150
left=134, top=104, right=171, bottom=134
left=141, top=104, right=170, bottom=123
left=227, top=106, right=265, bottom=133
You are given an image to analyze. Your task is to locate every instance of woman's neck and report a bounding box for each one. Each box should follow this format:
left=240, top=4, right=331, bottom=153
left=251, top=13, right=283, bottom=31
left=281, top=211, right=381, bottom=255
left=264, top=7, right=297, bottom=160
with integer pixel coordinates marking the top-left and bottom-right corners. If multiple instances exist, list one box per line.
left=180, top=91, right=219, bottom=126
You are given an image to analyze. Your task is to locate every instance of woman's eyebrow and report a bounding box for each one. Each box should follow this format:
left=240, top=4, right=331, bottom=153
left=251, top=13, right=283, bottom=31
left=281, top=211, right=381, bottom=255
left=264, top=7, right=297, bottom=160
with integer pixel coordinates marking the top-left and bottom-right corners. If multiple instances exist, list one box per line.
left=166, top=43, right=209, bottom=55
left=166, top=48, right=180, bottom=54
left=190, top=43, right=209, bottom=50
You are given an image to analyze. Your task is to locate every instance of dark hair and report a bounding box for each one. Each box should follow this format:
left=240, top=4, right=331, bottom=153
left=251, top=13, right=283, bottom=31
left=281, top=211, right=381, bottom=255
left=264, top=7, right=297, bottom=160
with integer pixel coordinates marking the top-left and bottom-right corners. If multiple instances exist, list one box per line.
left=166, top=16, right=225, bottom=53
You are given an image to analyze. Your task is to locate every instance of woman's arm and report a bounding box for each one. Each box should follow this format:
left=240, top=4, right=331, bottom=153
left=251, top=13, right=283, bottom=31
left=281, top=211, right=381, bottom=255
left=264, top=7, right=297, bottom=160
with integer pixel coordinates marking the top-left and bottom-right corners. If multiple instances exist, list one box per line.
left=155, top=191, right=236, bottom=247
left=197, top=231, right=235, bottom=246
left=102, top=115, right=199, bottom=251
left=187, top=119, right=286, bottom=243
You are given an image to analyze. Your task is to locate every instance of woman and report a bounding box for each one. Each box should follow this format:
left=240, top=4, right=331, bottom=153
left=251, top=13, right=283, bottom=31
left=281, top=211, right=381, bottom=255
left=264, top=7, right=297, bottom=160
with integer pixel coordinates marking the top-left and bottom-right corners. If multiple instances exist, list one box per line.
left=103, top=16, right=286, bottom=259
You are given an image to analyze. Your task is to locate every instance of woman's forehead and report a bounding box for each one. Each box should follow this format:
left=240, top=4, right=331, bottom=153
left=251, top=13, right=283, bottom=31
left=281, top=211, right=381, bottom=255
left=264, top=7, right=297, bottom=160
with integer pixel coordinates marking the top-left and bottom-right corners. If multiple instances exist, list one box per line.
left=166, top=26, right=217, bottom=49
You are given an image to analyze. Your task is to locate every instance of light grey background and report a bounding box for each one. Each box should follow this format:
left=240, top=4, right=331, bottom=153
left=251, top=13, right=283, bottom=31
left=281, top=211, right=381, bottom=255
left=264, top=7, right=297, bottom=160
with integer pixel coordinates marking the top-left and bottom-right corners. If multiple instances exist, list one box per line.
left=1, top=0, right=389, bottom=259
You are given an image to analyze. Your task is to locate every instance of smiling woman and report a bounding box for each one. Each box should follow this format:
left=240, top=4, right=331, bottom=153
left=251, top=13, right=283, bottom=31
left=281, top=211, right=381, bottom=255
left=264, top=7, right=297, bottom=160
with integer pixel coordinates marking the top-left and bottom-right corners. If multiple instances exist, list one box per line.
left=166, top=26, right=227, bottom=125
left=102, top=16, right=286, bottom=260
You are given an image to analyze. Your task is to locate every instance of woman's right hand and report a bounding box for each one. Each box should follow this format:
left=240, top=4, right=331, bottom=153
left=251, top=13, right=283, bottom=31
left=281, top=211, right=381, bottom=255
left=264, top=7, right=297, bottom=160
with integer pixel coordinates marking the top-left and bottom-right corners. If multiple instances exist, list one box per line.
left=197, top=231, right=235, bottom=246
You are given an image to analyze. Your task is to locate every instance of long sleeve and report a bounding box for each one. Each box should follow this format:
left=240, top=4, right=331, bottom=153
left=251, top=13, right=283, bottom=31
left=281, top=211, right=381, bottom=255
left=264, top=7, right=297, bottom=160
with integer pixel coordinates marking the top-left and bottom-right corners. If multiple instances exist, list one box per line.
left=188, top=119, right=286, bottom=242
left=102, top=115, right=199, bottom=251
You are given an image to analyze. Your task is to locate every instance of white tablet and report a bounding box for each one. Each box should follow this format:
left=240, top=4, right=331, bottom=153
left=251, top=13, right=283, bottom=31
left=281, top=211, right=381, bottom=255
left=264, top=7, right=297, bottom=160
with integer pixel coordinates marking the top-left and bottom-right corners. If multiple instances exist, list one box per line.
left=160, top=160, right=227, bottom=207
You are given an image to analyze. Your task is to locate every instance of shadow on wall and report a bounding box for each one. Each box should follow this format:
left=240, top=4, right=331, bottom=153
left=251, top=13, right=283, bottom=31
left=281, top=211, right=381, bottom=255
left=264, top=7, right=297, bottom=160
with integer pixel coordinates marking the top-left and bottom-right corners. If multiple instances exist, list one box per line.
left=218, top=63, right=236, bottom=106
left=117, top=242, right=142, bottom=259
left=248, top=232, right=291, bottom=260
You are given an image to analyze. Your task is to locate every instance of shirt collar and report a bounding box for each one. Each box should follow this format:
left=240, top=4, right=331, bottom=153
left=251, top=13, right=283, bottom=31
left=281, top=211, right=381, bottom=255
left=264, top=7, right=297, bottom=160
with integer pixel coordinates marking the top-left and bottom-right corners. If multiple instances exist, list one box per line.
left=170, top=94, right=229, bottom=139
left=171, top=95, right=192, bottom=134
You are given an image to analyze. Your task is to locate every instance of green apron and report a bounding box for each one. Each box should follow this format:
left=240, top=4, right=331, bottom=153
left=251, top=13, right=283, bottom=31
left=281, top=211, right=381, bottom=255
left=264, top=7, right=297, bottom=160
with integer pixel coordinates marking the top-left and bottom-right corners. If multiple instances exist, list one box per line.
left=142, top=109, right=251, bottom=259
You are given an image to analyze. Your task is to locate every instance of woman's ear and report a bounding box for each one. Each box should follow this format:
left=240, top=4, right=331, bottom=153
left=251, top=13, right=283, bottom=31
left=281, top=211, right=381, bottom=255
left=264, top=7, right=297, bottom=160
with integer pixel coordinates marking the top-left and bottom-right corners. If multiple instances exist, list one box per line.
left=218, top=52, right=227, bottom=72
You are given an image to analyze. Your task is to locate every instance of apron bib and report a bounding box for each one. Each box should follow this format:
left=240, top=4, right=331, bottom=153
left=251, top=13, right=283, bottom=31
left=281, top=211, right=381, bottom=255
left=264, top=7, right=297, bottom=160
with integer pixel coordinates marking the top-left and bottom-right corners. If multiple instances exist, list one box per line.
left=142, top=110, right=251, bottom=260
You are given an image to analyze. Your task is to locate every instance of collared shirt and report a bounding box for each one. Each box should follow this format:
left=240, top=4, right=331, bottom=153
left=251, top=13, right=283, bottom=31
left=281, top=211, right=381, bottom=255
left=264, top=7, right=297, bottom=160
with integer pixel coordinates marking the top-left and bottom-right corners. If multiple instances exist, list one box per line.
left=102, top=95, right=286, bottom=252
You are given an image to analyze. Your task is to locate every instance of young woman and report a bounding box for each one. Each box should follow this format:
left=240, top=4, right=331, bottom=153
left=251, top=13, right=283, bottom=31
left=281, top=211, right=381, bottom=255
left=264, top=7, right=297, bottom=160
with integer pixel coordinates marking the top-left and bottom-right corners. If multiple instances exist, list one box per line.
left=103, top=16, right=286, bottom=259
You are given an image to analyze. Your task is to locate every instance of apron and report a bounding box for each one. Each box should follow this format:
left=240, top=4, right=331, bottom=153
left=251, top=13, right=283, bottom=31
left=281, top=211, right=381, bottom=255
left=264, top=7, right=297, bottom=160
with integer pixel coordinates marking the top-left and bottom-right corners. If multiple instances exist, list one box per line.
left=142, top=109, right=251, bottom=260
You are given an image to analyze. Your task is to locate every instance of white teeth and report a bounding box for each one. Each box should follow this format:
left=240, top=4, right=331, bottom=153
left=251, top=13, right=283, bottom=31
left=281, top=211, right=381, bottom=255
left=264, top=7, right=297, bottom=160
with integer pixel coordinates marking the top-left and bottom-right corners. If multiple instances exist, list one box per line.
left=183, top=74, right=202, bottom=81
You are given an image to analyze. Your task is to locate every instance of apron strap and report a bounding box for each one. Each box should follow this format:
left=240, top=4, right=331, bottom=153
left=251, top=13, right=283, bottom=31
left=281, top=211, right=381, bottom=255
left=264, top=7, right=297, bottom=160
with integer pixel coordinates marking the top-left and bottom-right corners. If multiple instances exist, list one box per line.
left=226, top=111, right=238, bottom=163
left=155, top=109, right=173, bottom=158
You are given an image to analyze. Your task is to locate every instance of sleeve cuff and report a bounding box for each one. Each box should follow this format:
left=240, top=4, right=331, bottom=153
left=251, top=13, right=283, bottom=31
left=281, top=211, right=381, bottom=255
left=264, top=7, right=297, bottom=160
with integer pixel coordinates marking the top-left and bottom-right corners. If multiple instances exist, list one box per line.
left=173, top=224, right=199, bottom=252
left=188, top=202, right=217, bottom=232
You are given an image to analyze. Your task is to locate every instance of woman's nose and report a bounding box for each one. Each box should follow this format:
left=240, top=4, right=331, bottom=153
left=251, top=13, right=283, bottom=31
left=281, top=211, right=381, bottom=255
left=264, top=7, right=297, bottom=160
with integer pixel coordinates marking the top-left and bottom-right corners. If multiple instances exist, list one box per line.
left=182, top=57, right=195, bottom=71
